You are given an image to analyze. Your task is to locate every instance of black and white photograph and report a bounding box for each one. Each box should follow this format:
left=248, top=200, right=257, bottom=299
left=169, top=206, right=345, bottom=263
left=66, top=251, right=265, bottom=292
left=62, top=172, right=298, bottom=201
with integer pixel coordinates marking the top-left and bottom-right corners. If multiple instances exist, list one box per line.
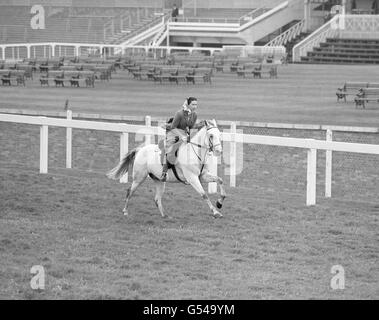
left=0, top=0, right=378, bottom=304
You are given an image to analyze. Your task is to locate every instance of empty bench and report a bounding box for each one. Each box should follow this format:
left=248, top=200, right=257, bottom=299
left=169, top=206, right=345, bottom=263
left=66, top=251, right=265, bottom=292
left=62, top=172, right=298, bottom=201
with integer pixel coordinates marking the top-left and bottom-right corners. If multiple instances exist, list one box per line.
left=0, top=70, right=26, bottom=86
left=335, top=82, right=379, bottom=102
left=236, top=63, right=261, bottom=78
left=354, top=88, right=379, bottom=109
left=252, top=64, right=278, bottom=79
left=39, top=71, right=95, bottom=87
left=186, top=67, right=213, bottom=85
left=336, top=82, right=369, bottom=102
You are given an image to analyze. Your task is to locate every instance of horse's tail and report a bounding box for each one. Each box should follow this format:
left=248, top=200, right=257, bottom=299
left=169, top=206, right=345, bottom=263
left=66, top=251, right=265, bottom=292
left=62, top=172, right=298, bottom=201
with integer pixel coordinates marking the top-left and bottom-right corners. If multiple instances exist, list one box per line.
left=106, top=147, right=139, bottom=180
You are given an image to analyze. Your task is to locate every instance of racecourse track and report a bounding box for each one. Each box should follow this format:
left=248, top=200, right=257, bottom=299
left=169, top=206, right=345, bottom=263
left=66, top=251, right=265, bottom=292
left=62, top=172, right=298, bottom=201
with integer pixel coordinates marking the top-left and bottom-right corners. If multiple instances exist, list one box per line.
left=0, top=63, right=378, bottom=299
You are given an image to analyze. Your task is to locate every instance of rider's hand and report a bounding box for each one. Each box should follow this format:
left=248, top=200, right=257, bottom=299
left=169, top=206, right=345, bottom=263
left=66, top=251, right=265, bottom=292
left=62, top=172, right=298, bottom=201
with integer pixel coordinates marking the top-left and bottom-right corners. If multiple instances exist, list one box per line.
left=181, top=136, right=187, bottom=142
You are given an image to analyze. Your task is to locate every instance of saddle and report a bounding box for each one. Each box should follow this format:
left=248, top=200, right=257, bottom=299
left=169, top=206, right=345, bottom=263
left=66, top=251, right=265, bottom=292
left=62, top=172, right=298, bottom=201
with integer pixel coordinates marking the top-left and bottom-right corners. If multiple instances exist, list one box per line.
left=158, top=139, right=179, bottom=167
left=157, top=139, right=187, bottom=184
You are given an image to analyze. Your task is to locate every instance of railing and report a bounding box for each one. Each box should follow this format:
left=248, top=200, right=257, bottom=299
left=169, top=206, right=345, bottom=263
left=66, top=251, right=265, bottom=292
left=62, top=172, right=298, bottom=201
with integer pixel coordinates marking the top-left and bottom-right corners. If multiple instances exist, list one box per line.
left=168, top=2, right=288, bottom=33
left=119, top=14, right=168, bottom=46
left=292, top=14, right=340, bottom=62
left=1, top=112, right=379, bottom=206
left=265, top=19, right=305, bottom=47
left=150, top=16, right=171, bottom=47
left=341, top=14, right=379, bottom=38
left=0, top=42, right=223, bottom=59
left=239, top=1, right=289, bottom=32
left=238, top=8, right=269, bottom=26
left=176, top=17, right=240, bottom=24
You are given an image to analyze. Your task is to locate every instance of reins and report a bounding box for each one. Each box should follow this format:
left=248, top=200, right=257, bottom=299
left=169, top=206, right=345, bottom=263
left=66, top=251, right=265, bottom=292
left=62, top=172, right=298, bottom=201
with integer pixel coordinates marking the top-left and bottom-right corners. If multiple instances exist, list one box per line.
left=188, top=125, right=220, bottom=174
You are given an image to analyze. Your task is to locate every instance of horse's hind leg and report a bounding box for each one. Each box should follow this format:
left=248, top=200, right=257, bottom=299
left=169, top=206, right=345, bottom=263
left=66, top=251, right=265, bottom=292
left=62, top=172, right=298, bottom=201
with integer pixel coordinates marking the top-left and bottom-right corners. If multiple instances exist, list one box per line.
left=123, top=175, right=146, bottom=216
left=153, top=181, right=167, bottom=218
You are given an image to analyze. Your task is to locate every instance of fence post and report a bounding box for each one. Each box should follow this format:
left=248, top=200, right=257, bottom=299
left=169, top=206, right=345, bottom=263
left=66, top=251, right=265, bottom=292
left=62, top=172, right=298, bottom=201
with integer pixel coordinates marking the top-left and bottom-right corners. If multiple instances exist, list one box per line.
left=208, top=154, right=218, bottom=194
left=230, top=122, right=237, bottom=187
left=306, top=147, right=317, bottom=206
left=325, top=129, right=333, bottom=198
left=40, top=123, right=48, bottom=174
left=120, top=129, right=129, bottom=183
left=145, top=115, right=152, bottom=145
left=66, top=110, right=72, bottom=169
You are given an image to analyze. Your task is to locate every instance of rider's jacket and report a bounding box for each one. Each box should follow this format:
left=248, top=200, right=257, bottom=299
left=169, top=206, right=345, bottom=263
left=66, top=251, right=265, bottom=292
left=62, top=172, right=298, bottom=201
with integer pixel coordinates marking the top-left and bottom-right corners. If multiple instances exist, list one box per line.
left=168, top=109, right=198, bottom=133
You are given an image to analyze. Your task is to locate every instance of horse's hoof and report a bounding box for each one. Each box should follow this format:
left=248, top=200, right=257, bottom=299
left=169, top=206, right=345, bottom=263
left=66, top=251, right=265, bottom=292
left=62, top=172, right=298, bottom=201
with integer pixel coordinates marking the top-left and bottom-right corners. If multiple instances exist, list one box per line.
left=123, top=209, right=128, bottom=216
left=163, top=215, right=172, bottom=220
left=213, top=211, right=223, bottom=218
left=216, top=200, right=222, bottom=209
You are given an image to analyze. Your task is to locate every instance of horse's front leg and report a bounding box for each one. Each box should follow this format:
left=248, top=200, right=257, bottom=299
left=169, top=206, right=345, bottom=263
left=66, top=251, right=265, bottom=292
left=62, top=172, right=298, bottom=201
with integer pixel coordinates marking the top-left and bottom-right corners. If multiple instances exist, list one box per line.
left=200, top=172, right=227, bottom=209
left=185, top=174, right=222, bottom=218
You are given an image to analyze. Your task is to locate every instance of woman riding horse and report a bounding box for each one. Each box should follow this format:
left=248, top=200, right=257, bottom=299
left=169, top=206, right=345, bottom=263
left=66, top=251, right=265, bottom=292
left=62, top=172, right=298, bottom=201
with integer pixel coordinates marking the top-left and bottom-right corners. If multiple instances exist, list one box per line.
left=161, top=97, right=204, bottom=181
left=107, top=116, right=226, bottom=218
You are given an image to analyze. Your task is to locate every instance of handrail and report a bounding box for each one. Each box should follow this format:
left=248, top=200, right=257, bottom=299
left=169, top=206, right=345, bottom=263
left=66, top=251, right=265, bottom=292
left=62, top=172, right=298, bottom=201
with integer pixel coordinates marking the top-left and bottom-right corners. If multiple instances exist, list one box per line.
left=265, top=19, right=305, bottom=47
left=176, top=17, right=240, bottom=23
left=239, top=7, right=269, bottom=26
left=238, top=1, right=289, bottom=32
left=119, top=13, right=170, bottom=46
left=292, top=14, right=340, bottom=62
left=150, top=15, right=171, bottom=47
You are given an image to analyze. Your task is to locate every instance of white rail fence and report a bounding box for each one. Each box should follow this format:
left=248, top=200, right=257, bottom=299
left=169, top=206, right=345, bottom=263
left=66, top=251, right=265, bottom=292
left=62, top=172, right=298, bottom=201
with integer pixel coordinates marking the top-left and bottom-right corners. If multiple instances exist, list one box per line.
left=0, top=42, right=223, bottom=60
left=1, top=112, right=379, bottom=206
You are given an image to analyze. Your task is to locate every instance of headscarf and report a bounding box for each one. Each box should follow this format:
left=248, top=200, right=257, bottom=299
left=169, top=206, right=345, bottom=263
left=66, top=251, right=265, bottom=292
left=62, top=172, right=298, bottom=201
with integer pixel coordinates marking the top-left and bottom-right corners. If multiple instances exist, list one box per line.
left=182, top=100, right=191, bottom=114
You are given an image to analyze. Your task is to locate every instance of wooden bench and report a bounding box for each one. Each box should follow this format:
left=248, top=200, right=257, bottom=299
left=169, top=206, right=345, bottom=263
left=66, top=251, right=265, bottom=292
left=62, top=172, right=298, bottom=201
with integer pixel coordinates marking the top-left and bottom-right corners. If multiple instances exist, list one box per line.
left=336, top=82, right=379, bottom=102
left=93, top=66, right=112, bottom=81
left=1, top=70, right=26, bottom=86
left=169, top=67, right=193, bottom=85
left=153, top=67, right=178, bottom=84
left=236, top=63, right=261, bottom=78
left=354, top=88, right=379, bottom=109
left=53, top=71, right=65, bottom=87
left=131, top=64, right=155, bottom=80
left=336, top=82, right=369, bottom=102
left=186, top=67, right=213, bottom=85
left=252, top=64, right=278, bottom=79
left=230, top=61, right=239, bottom=72
left=17, top=65, right=33, bottom=80
left=215, top=62, right=224, bottom=72
left=39, top=71, right=95, bottom=87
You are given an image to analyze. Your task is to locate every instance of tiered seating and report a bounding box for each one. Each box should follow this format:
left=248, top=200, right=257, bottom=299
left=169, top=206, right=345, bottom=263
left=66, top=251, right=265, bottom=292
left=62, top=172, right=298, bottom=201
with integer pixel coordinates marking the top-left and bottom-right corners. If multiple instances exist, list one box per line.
left=301, top=38, right=379, bottom=64
left=0, top=6, right=30, bottom=43
left=0, top=5, right=160, bottom=45
left=104, top=9, right=162, bottom=45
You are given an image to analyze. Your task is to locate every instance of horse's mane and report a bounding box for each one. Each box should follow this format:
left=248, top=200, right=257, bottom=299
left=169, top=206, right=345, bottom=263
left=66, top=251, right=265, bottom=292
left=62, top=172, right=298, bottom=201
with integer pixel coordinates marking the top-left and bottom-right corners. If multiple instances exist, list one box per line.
left=197, top=119, right=217, bottom=130
left=190, top=120, right=217, bottom=139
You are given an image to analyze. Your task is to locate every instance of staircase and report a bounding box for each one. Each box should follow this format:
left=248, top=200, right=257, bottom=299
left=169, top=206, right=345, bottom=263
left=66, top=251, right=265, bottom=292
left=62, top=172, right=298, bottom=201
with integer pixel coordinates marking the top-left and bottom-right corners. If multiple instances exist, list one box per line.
left=105, top=13, right=158, bottom=44
left=300, top=38, right=379, bottom=64
left=284, top=31, right=310, bottom=62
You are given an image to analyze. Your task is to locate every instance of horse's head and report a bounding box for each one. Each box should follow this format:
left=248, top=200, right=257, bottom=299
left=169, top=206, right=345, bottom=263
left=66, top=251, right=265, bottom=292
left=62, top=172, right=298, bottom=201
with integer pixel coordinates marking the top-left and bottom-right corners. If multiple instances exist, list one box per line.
left=203, top=119, right=222, bottom=156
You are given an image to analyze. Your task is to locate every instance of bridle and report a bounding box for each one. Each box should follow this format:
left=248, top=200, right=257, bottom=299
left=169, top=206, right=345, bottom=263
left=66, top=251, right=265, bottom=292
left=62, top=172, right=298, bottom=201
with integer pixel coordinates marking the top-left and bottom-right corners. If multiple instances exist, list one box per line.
left=188, top=125, right=221, bottom=165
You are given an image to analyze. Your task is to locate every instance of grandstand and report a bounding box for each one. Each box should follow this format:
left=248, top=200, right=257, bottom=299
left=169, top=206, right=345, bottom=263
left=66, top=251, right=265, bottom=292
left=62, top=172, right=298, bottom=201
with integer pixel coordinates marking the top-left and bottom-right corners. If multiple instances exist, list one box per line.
left=0, top=3, right=164, bottom=45
left=0, top=0, right=378, bottom=64
left=301, top=38, right=379, bottom=64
